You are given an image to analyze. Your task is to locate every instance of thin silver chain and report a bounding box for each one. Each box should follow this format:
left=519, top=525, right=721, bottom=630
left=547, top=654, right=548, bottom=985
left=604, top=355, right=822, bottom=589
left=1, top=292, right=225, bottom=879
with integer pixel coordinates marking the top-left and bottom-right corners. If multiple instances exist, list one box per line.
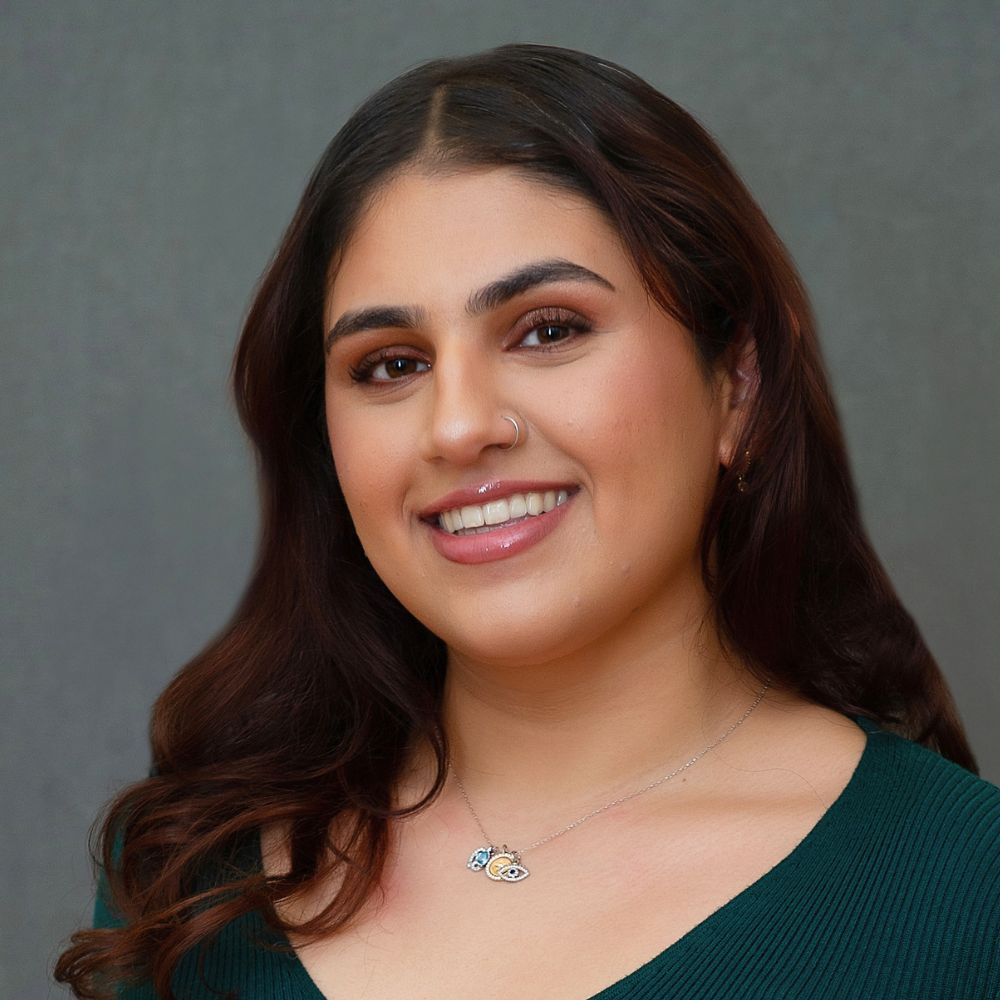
left=449, top=682, right=770, bottom=855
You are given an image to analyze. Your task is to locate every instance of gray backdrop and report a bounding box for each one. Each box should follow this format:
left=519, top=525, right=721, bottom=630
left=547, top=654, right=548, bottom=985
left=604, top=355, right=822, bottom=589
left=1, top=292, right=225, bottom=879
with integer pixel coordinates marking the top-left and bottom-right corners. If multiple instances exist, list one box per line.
left=3, top=2, right=998, bottom=996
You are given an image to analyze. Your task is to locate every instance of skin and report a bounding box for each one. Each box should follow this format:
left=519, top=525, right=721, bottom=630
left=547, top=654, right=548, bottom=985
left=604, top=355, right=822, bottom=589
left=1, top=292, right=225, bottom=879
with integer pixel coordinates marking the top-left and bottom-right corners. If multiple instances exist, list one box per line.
left=265, top=166, right=868, bottom=999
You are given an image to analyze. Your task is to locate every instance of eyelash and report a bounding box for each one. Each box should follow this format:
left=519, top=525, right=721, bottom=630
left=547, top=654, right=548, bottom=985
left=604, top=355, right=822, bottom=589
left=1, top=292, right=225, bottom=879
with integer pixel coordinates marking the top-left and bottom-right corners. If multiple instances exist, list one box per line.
left=347, top=307, right=594, bottom=385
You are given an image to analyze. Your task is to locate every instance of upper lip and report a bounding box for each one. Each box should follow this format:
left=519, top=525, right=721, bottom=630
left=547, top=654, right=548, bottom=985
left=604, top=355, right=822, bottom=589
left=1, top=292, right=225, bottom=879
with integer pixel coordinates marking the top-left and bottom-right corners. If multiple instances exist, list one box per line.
left=418, top=480, right=578, bottom=519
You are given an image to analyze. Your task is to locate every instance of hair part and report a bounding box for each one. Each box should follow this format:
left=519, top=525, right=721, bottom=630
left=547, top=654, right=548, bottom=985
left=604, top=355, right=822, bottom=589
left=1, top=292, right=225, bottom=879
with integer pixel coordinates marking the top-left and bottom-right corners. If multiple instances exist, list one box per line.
left=56, top=43, right=976, bottom=999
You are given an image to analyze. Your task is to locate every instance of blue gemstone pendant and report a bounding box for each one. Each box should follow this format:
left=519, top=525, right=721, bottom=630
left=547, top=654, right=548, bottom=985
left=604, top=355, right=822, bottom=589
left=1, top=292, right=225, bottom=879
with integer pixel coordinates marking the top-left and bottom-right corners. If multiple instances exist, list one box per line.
left=467, top=846, right=494, bottom=871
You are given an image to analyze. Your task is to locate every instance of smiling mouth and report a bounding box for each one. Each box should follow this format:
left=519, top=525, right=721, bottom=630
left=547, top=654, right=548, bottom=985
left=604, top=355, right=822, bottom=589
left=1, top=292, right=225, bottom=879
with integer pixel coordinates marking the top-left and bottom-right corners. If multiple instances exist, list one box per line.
left=432, top=487, right=576, bottom=535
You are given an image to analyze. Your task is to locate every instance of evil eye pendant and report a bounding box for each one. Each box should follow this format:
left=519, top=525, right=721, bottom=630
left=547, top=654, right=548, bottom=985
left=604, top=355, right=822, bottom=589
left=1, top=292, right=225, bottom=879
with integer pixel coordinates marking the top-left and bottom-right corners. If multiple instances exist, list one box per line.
left=499, top=862, right=530, bottom=882
left=485, top=850, right=530, bottom=882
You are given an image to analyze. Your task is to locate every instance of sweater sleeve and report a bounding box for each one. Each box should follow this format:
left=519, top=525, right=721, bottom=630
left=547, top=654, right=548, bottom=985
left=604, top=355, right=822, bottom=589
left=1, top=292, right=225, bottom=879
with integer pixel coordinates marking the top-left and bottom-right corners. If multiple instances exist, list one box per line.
left=93, top=866, right=125, bottom=930
left=91, top=816, right=161, bottom=997
left=93, top=820, right=128, bottom=930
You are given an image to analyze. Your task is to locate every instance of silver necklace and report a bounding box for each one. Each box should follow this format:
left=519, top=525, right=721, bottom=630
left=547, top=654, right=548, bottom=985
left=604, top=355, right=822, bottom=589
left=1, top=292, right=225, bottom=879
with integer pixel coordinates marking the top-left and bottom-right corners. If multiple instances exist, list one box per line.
left=451, top=682, right=770, bottom=883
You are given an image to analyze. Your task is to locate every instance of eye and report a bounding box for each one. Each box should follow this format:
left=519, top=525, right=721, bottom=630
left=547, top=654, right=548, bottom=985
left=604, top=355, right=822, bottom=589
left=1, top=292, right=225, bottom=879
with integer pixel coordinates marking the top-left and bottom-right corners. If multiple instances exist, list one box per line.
left=519, top=323, right=573, bottom=347
left=349, top=352, right=430, bottom=384
left=515, top=307, right=592, bottom=350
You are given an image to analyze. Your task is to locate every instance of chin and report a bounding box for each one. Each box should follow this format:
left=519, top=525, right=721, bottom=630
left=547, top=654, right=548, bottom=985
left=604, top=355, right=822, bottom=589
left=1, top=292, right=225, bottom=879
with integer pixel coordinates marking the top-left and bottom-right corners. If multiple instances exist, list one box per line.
left=434, top=609, right=608, bottom=668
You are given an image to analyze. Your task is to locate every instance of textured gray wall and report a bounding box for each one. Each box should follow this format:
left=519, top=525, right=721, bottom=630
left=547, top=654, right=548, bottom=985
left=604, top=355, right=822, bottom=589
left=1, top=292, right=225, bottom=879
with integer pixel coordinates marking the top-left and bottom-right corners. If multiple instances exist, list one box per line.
left=3, top=2, right=998, bottom=996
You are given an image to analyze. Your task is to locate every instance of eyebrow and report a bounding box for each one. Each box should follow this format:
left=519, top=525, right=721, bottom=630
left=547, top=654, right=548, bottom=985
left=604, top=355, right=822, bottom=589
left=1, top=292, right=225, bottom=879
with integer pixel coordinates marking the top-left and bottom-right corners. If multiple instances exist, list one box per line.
left=324, top=257, right=615, bottom=354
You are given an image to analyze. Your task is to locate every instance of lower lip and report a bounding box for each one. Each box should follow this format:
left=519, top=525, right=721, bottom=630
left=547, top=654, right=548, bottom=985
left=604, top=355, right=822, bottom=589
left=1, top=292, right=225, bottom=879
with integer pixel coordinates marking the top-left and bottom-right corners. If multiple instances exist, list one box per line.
left=424, top=493, right=577, bottom=565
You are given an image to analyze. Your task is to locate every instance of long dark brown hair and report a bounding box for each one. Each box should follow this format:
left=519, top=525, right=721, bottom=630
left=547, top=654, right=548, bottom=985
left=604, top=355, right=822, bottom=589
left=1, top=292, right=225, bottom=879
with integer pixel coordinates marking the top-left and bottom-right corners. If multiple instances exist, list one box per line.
left=56, top=43, right=977, bottom=999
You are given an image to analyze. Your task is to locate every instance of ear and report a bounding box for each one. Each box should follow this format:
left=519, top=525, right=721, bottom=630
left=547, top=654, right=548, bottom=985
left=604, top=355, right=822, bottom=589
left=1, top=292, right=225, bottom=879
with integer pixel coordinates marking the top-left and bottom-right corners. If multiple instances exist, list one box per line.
left=715, top=324, right=759, bottom=469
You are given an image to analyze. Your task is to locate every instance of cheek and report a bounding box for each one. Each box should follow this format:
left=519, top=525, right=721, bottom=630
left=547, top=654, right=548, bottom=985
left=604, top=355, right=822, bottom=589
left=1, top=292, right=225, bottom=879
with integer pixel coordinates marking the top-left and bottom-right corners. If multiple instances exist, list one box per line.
left=571, top=345, right=720, bottom=550
left=575, top=348, right=716, bottom=473
left=326, top=403, right=410, bottom=544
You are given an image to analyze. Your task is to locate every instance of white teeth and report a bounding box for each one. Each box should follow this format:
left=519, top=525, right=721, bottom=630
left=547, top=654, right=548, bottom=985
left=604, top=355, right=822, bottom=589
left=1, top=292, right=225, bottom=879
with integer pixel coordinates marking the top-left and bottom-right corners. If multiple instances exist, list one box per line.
left=460, top=505, right=485, bottom=528
left=483, top=499, right=510, bottom=525
left=436, top=489, right=574, bottom=535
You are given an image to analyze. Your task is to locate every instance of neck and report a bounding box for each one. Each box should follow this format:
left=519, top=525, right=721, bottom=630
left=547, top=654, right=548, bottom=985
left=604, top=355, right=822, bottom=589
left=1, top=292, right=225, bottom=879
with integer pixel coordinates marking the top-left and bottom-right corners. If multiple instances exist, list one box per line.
left=405, top=591, right=768, bottom=841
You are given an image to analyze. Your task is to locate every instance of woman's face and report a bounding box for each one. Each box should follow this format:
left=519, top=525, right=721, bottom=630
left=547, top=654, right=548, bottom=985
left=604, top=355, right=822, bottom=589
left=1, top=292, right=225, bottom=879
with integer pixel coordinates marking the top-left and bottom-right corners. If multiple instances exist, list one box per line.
left=323, top=167, right=743, bottom=665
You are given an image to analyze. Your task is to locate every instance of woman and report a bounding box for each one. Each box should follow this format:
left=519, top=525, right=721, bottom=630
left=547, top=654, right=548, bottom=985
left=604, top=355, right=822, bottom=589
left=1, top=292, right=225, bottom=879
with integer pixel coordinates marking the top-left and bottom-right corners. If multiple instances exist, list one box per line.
left=57, top=43, right=999, bottom=999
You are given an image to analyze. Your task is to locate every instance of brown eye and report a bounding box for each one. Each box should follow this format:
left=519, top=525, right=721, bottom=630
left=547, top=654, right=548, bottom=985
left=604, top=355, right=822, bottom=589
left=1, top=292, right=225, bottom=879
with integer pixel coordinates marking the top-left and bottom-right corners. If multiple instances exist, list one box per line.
left=524, top=324, right=573, bottom=346
left=349, top=353, right=430, bottom=384
left=516, top=308, right=593, bottom=350
left=383, top=358, right=422, bottom=379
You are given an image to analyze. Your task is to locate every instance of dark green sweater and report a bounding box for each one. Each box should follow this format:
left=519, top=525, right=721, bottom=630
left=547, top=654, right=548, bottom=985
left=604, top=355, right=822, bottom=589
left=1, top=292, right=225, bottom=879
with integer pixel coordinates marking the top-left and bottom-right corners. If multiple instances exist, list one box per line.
left=95, top=715, right=1000, bottom=998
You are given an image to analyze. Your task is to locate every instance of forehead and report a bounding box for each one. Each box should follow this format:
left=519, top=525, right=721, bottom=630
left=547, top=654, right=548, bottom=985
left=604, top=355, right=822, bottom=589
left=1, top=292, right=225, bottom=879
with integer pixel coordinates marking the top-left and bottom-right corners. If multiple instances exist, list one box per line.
left=324, top=167, right=631, bottom=315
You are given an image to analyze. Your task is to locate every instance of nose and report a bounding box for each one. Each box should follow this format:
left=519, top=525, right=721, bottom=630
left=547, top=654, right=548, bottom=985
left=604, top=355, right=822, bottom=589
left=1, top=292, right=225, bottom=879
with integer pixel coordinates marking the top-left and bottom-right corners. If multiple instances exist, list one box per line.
left=420, top=344, right=517, bottom=465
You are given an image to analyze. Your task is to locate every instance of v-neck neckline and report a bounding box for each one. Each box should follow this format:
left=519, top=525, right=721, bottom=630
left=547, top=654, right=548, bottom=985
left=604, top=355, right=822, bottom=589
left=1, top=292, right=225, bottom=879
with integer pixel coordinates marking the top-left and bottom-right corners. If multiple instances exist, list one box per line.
left=263, top=713, right=883, bottom=1000
left=586, top=712, right=881, bottom=997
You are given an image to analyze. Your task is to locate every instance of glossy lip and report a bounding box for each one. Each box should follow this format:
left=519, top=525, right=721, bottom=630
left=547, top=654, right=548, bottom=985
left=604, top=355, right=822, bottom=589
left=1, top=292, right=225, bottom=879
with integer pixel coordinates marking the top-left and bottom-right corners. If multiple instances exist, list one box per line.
left=418, top=479, right=579, bottom=520
left=423, top=488, right=578, bottom=565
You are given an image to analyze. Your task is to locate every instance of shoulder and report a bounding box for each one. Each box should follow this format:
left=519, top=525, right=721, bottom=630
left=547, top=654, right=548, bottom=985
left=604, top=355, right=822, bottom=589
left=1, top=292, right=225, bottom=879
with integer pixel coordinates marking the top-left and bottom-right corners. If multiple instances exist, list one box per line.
left=854, top=719, right=1000, bottom=908
left=861, top=719, right=1000, bottom=826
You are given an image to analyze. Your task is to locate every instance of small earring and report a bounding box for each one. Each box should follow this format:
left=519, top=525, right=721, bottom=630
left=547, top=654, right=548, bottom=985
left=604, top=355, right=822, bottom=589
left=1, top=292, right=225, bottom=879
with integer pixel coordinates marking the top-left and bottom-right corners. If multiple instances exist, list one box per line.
left=500, top=415, right=521, bottom=450
left=736, top=449, right=751, bottom=493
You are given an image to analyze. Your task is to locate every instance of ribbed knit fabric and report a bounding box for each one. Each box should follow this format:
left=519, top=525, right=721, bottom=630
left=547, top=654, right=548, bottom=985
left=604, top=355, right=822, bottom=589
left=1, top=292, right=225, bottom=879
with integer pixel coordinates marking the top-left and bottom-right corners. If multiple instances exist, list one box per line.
left=95, top=715, right=1000, bottom=999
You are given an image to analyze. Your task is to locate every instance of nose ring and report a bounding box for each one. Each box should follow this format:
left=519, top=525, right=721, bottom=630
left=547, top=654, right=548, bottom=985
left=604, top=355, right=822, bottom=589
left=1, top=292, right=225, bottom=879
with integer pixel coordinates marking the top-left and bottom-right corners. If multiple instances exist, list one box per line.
left=500, top=415, right=521, bottom=450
